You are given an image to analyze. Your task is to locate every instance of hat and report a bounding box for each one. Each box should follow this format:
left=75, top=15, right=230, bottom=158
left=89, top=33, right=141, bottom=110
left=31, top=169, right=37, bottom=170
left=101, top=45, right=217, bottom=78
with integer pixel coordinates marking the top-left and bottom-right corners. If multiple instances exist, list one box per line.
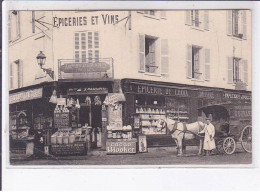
left=206, top=114, right=213, bottom=121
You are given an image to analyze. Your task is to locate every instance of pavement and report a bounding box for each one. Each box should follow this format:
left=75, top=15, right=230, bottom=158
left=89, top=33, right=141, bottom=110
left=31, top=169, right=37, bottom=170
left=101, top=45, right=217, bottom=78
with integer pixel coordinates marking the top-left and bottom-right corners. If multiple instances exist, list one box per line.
left=10, top=144, right=252, bottom=166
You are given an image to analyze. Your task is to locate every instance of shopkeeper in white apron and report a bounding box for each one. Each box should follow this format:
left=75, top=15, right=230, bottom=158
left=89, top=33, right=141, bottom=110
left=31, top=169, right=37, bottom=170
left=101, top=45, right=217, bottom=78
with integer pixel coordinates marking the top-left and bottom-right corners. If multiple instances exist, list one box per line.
left=199, top=117, right=216, bottom=156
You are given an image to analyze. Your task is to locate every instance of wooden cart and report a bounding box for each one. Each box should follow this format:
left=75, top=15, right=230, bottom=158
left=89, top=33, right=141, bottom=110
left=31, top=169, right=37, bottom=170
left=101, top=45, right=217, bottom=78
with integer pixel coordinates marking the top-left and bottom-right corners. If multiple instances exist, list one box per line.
left=199, top=101, right=252, bottom=155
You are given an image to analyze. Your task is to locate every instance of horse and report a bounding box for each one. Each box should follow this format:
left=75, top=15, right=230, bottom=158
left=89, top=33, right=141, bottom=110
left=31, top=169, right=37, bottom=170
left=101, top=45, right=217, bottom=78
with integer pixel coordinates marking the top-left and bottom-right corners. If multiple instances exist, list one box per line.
left=157, top=118, right=206, bottom=156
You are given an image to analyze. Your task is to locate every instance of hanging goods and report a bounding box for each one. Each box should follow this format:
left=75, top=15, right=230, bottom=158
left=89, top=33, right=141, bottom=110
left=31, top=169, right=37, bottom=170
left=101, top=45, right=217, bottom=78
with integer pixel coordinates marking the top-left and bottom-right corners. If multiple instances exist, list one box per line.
left=49, top=89, right=57, bottom=104
left=94, top=96, right=102, bottom=105
left=85, top=96, right=92, bottom=106
left=76, top=99, right=81, bottom=109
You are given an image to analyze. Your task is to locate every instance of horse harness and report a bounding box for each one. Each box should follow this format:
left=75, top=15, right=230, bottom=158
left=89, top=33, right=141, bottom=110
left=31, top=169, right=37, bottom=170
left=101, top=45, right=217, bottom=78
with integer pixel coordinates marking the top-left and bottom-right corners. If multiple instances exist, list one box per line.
left=163, top=120, right=204, bottom=138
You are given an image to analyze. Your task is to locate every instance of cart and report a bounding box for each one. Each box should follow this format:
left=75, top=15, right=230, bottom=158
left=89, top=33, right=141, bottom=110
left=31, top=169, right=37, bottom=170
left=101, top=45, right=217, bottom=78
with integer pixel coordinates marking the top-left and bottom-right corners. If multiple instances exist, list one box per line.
left=199, top=101, right=252, bottom=155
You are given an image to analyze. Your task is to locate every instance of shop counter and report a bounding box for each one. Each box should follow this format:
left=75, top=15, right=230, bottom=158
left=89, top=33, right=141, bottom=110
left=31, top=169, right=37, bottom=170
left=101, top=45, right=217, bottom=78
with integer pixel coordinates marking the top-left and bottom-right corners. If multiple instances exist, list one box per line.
left=106, top=138, right=137, bottom=155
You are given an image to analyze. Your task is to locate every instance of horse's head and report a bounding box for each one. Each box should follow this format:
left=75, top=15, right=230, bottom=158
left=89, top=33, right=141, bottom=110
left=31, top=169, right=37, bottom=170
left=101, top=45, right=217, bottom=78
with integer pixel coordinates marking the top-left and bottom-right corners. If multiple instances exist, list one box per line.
left=157, top=119, right=167, bottom=130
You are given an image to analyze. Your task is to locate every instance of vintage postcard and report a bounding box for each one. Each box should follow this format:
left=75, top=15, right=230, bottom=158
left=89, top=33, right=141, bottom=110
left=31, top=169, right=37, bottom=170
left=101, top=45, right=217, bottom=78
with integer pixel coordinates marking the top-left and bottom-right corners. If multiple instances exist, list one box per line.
left=7, top=8, right=252, bottom=166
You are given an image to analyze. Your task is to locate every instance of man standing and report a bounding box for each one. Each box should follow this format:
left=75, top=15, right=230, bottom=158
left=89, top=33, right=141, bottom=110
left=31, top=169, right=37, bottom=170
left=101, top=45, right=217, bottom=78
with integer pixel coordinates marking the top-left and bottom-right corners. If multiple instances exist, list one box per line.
left=199, top=117, right=216, bottom=156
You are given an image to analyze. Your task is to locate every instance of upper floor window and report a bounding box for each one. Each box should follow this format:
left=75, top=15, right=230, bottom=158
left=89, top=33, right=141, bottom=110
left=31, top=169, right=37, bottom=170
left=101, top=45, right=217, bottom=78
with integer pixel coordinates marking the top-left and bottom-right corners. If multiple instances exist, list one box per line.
left=227, top=10, right=247, bottom=39
left=9, top=60, right=23, bottom=90
left=74, top=31, right=99, bottom=62
left=227, top=57, right=248, bottom=84
left=185, top=10, right=209, bottom=30
left=9, top=11, right=21, bottom=42
left=186, top=45, right=211, bottom=81
left=138, top=10, right=167, bottom=19
left=139, top=34, right=168, bottom=75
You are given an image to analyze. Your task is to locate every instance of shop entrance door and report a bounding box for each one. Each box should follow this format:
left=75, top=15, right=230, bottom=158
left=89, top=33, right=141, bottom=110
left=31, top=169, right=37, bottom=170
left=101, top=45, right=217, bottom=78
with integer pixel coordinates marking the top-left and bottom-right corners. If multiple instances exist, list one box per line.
left=79, top=106, right=90, bottom=127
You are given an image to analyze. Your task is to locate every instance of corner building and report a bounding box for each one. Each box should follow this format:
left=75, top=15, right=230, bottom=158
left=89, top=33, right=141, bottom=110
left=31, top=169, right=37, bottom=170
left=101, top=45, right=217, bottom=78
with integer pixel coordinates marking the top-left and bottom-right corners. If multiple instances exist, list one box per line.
left=8, top=10, right=252, bottom=150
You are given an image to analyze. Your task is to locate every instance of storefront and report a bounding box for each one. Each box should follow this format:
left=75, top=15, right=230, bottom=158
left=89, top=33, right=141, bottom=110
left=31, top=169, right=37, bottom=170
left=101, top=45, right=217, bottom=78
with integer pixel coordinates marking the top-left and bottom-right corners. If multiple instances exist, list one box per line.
left=9, top=82, right=56, bottom=156
left=121, top=79, right=252, bottom=147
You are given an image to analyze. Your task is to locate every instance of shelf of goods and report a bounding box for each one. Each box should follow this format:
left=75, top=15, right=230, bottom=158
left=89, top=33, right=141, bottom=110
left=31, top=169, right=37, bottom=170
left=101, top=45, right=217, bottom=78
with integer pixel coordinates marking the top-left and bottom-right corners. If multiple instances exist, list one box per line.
left=50, top=127, right=87, bottom=156
left=135, top=107, right=167, bottom=135
left=107, top=125, right=133, bottom=139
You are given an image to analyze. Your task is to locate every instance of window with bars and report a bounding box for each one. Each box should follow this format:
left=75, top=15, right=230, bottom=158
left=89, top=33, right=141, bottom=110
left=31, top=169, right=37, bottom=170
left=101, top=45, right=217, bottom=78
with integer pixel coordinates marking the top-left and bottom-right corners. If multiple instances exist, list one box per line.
left=74, top=31, right=99, bottom=62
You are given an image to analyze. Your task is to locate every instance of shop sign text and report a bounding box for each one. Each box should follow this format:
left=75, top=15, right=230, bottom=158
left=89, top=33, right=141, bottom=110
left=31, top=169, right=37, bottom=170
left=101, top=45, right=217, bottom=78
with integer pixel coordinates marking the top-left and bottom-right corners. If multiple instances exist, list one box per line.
left=53, top=14, right=119, bottom=27
left=9, top=88, right=43, bottom=104
left=67, top=87, right=108, bottom=95
left=106, top=141, right=136, bottom=154
left=136, top=85, right=189, bottom=97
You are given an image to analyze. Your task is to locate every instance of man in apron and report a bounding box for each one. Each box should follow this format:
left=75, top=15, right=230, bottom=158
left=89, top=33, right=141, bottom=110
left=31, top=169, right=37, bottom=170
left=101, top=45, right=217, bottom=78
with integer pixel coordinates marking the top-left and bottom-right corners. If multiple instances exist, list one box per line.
left=199, top=117, right=216, bottom=156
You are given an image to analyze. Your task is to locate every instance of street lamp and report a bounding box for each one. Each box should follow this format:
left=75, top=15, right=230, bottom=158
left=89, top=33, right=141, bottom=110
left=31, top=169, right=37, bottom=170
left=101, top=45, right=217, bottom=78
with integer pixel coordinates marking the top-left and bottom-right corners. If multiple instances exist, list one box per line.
left=36, top=51, right=54, bottom=79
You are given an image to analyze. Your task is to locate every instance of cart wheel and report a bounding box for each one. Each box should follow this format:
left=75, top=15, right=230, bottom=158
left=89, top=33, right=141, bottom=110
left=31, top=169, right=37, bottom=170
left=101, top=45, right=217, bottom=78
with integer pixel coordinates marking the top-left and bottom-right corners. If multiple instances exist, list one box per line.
left=223, top=137, right=236, bottom=155
left=241, top=125, right=252, bottom=153
left=216, top=140, right=224, bottom=154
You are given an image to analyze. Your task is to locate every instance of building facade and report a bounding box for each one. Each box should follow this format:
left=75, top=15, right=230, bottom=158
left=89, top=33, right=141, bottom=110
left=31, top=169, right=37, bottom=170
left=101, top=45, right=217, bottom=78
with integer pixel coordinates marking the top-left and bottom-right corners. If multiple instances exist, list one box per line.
left=8, top=10, right=252, bottom=149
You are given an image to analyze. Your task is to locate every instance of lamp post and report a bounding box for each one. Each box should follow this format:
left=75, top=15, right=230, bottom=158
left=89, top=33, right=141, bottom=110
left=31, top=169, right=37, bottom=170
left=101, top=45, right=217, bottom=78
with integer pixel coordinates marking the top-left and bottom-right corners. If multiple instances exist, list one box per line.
left=36, top=51, right=54, bottom=79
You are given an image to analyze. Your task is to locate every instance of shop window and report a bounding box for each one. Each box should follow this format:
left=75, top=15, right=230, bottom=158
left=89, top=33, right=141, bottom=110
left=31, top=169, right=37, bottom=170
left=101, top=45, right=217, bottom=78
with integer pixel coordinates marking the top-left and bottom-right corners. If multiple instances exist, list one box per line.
left=227, top=57, right=248, bottom=84
left=9, top=10, right=21, bottom=42
left=74, top=31, right=99, bottom=62
left=165, top=97, right=189, bottom=122
left=227, top=10, right=247, bottom=39
left=185, top=10, right=209, bottom=30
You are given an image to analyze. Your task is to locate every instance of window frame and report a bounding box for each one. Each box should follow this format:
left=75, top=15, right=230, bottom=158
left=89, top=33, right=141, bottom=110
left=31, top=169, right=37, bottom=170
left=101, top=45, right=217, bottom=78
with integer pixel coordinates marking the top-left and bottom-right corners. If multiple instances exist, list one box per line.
left=144, top=35, right=159, bottom=74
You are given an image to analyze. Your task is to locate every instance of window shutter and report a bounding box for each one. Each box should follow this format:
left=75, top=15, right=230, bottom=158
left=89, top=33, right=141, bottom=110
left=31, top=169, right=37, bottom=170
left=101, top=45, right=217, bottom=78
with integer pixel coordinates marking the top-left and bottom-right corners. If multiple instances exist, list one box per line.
left=227, top=57, right=233, bottom=83
left=185, top=10, right=192, bottom=25
left=75, top=33, right=79, bottom=50
left=18, top=60, right=23, bottom=88
left=88, top=32, right=93, bottom=49
left=242, top=10, right=247, bottom=39
left=204, top=10, right=209, bottom=30
left=9, top=63, right=13, bottom=89
left=227, top=10, right=232, bottom=35
left=186, top=45, right=192, bottom=78
left=204, top=48, right=210, bottom=80
left=160, top=11, right=166, bottom=19
left=161, top=39, right=169, bottom=75
left=94, top=32, right=99, bottom=49
left=8, top=13, right=12, bottom=42
left=16, top=11, right=21, bottom=38
left=139, top=34, right=145, bottom=72
left=81, top=33, right=86, bottom=50
left=243, top=60, right=248, bottom=84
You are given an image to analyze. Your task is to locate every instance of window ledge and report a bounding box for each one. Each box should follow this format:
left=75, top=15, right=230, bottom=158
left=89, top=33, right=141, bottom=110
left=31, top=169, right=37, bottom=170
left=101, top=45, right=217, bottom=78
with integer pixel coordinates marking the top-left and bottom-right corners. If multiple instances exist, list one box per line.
left=190, top=26, right=206, bottom=32
left=190, top=78, right=205, bottom=82
left=143, top=14, right=160, bottom=20
left=144, top=72, right=161, bottom=77
left=227, top=35, right=244, bottom=41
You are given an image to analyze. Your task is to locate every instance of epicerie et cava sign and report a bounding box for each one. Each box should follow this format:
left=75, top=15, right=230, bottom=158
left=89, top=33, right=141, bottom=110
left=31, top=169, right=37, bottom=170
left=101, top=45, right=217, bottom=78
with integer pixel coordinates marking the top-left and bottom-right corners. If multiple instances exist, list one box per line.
left=53, top=14, right=119, bottom=27
left=9, top=88, right=43, bottom=104
left=106, top=141, right=136, bottom=154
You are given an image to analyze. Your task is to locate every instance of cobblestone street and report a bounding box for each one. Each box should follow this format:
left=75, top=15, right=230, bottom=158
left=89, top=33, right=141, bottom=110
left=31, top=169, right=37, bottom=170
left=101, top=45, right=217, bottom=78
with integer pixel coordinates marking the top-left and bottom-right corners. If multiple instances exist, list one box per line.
left=10, top=145, right=252, bottom=166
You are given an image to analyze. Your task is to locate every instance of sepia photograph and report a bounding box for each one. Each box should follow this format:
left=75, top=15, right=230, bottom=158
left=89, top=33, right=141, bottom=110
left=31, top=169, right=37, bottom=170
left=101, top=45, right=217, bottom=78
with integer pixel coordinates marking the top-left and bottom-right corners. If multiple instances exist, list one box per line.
left=7, top=9, right=252, bottom=166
